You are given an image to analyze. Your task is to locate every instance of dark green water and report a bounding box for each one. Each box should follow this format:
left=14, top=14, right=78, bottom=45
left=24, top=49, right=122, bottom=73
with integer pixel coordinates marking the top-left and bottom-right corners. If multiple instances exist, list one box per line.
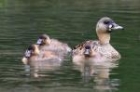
left=0, top=0, right=140, bottom=92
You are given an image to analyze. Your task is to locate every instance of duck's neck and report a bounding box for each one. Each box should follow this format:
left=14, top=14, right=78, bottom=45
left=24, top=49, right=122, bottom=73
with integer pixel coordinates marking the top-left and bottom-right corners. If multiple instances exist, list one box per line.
left=96, top=31, right=111, bottom=45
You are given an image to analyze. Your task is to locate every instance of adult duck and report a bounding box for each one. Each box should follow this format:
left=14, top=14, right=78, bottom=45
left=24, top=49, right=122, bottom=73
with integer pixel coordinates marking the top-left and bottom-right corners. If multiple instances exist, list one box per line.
left=72, top=17, right=124, bottom=64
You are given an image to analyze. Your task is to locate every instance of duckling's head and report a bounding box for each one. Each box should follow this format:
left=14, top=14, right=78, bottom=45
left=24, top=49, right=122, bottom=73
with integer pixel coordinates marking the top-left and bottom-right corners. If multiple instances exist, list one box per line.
left=26, top=44, right=40, bottom=56
left=96, top=17, right=123, bottom=44
left=84, top=46, right=91, bottom=57
left=36, top=34, right=51, bottom=46
left=84, top=45, right=96, bottom=57
left=22, top=44, right=40, bottom=64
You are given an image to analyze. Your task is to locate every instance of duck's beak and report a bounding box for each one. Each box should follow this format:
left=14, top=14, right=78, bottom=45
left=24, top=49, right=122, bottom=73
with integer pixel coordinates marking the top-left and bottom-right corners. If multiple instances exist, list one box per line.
left=36, top=38, right=43, bottom=45
left=109, top=23, right=123, bottom=31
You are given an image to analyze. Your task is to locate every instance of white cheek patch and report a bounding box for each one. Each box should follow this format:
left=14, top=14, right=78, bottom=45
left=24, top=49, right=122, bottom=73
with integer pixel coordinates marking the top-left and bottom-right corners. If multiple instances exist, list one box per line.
left=109, top=24, right=113, bottom=29
left=108, top=24, right=113, bottom=31
left=25, top=50, right=31, bottom=58
left=36, top=39, right=42, bottom=45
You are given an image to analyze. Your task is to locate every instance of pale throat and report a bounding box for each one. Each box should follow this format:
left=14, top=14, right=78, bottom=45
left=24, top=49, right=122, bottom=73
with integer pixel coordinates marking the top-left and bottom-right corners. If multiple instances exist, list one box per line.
left=33, top=47, right=40, bottom=55
left=96, top=31, right=111, bottom=45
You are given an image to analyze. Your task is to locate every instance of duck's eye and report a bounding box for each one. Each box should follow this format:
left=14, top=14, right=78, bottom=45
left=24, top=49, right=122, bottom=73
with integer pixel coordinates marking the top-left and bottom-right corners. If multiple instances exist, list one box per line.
left=104, top=21, right=110, bottom=24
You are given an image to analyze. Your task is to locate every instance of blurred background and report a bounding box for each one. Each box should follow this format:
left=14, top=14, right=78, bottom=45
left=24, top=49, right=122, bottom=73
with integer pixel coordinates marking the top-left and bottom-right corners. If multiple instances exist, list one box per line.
left=0, top=0, right=140, bottom=92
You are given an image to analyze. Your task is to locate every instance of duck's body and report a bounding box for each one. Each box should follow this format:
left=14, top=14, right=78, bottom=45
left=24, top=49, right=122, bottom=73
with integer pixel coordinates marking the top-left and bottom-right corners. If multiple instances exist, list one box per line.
left=22, top=44, right=62, bottom=63
left=37, top=34, right=71, bottom=56
left=72, top=17, right=123, bottom=64
left=73, top=40, right=121, bottom=63
left=28, top=50, right=62, bottom=64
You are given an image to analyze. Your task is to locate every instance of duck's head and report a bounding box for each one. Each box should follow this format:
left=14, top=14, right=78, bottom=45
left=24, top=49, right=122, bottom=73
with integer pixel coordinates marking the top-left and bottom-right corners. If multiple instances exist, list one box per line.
left=96, top=17, right=124, bottom=44
left=96, top=17, right=123, bottom=33
left=36, top=34, right=51, bottom=46
left=22, top=44, right=40, bottom=64
left=25, top=44, right=40, bottom=57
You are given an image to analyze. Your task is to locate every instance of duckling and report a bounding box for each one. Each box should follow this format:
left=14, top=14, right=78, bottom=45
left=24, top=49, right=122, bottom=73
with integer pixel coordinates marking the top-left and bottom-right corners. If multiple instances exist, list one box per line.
left=22, top=44, right=63, bottom=77
left=36, top=34, right=71, bottom=56
left=72, top=17, right=124, bottom=62
left=22, top=44, right=63, bottom=64
left=72, top=42, right=107, bottom=77
left=73, top=41, right=108, bottom=65
left=22, top=44, right=40, bottom=65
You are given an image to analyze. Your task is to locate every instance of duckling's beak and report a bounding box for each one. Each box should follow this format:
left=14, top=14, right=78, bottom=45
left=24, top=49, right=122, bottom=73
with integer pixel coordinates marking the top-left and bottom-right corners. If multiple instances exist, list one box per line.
left=25, top=50, right=32, bottom=58
left=36, top=38, right=43, bottom=45
left=109, top=23, right=123, bottom=31
left=22, top=50, right=31, bottom=65
left=84, top=46, right=91, bottom=57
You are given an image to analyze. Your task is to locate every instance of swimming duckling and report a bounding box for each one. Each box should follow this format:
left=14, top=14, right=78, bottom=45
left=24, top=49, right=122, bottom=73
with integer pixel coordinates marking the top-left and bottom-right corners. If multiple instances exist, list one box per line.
left=22, top=44, right=40, bottom=65
left=22, top=44, right=62, bottom=64
left=73, top=41, right=119, bottom=79
left=22, top=44, right=63, bottom=77
left=36, top=34, right=71, bottom=56
left=72, top=17, right=124, bottom=62
left=73, top=44, right=106, bottom=63
left=72, top=42, right=108, bottom=77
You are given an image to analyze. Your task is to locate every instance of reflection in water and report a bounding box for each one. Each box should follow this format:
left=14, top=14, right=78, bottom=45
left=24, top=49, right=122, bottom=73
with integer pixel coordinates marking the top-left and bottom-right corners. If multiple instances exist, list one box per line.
left=73, top=59, right=119, bottom=92
left=93, top=62, right=119, bottom=92
left=24, top=58, right=63, bottom=78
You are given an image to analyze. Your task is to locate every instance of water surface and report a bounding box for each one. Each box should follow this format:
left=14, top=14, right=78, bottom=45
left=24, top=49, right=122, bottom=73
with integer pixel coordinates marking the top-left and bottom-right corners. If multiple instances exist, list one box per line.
left=0, top=0, right=140, bottom=92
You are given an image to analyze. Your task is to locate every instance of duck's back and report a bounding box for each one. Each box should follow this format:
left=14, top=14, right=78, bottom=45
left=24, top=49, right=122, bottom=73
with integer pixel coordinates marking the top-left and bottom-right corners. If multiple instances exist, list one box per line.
left=40, top=39, right=71, bottom=55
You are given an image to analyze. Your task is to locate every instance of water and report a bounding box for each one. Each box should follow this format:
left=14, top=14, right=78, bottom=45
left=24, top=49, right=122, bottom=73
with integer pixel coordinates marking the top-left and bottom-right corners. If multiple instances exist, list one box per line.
left=0, top=0, right=140, bottom=92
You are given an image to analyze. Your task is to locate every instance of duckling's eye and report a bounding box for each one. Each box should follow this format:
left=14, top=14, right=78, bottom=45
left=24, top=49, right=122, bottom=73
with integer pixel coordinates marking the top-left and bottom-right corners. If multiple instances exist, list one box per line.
left=104, top=21, right=110, bottom=24
left=39, top=36, right=42, bottom=39
left=42, top=37, right=47, bottom=39
left=73, top=46, right=76, bottom=49
left=28, top=46, right=32, bottom=50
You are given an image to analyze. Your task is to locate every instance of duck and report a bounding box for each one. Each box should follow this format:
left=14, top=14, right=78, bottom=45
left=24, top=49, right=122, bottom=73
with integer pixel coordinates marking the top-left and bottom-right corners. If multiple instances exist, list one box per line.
left=22, top=44, right=62, bottom=64
left=72, top=42, right=108, bottom=77
left=36, top=34, right=71, bottom=56
left=22, top=44, right=63, bottom=77
left=72, top=42, right=106, bottom=66
left=72, top=17, right=124, bottom=64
